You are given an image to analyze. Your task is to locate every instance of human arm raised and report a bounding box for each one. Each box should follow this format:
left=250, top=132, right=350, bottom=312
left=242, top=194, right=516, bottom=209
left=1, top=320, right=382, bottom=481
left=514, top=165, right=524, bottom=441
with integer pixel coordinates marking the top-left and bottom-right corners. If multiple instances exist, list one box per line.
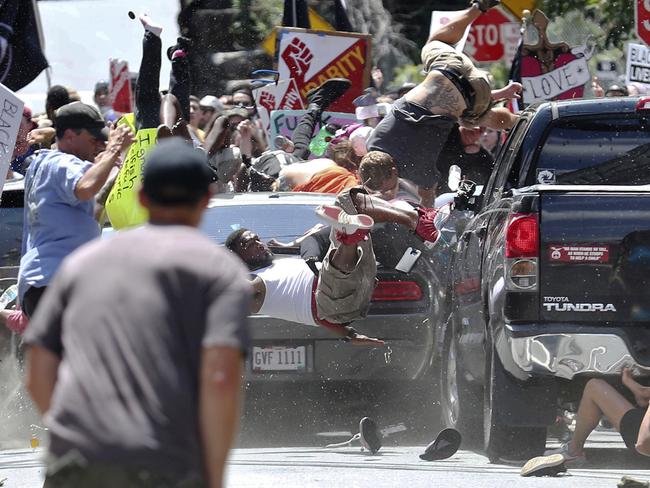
left=74, top=124, right=134, bottom=201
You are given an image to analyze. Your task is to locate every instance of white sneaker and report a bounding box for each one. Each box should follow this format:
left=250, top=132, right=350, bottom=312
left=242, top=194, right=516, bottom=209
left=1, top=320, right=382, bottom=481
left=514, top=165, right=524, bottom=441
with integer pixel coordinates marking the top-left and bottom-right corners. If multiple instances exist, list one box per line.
left=315, top=205, right=374, bottom=235
left=543, top=442, right=586, bottom=466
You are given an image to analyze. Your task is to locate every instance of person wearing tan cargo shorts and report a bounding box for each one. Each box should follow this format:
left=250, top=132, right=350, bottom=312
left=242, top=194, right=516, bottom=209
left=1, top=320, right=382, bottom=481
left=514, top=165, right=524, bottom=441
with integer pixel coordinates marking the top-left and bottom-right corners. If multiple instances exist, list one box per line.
left=225, top=188, right=448, bottom=344
left=367, top=0, right=522, bottom=206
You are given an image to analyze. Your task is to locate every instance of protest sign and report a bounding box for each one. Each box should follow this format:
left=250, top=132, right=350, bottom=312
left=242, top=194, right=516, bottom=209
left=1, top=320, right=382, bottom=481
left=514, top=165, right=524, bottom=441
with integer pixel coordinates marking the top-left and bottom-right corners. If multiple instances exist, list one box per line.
left=0, top=83, right=24, bottom=199
left=253, top=79, right=304, bottom=135
left=104, top=126, right=156, bottom=229
left=269, top=109, right=357, bottom=156
left=520, top=10, right=593, bottom=104
left=626, top=43, right=650, bottom=87
left=110, top=59, right=132, bottom=114
left=277, top=28, right=371, bottom=113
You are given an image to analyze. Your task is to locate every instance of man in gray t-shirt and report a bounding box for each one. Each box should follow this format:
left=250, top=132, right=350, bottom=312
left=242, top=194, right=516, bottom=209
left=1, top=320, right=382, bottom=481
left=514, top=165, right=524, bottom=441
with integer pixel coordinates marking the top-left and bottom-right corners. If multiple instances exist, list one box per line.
left=25, top=139, right=250, bottom=488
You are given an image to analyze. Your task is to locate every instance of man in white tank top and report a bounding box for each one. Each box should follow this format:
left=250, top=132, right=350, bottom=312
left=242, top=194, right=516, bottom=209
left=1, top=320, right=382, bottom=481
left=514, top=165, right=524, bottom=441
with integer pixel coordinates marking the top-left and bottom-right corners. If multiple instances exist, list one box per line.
left=226, top=189, right=449, bottom=344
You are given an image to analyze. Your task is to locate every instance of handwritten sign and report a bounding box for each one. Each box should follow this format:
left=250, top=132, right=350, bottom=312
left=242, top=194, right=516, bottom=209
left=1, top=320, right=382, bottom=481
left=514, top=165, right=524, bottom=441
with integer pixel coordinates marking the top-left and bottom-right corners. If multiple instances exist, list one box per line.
left=277, top=28, right=371, bottom=113
left=269, top=109, right=357, bottom=156
left=0, top=83, right=24, bottom=199
left=105, top=126, right=156, bottom=229
left=253, top=79, right=304, bottom=136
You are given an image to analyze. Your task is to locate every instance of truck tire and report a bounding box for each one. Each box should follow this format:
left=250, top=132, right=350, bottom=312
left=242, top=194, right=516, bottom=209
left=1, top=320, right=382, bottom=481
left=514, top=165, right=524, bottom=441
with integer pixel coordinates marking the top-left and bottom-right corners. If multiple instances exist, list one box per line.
left=483, top=334, right=546, bottom=463
left=440, top=316, right=482, bottom=445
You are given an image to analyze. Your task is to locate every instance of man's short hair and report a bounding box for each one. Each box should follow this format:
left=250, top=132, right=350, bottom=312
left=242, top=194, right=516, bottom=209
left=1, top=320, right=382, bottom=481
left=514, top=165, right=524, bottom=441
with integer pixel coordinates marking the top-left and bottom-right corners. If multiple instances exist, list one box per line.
left=225, top=228, right=250, bottom=253
left=359, top=151, right=396, bottom=190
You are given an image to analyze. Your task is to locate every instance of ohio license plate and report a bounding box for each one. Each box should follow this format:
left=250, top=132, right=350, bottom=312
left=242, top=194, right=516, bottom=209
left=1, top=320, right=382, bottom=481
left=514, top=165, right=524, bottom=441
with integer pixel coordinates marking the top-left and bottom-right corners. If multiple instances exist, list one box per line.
left=252, top=345, right=307, bottom=372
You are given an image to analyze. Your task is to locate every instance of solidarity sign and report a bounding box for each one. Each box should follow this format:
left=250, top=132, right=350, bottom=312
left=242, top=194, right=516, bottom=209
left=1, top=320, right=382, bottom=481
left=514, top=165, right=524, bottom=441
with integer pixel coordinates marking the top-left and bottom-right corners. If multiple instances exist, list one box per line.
left=277, top=28, right=371, bottom=113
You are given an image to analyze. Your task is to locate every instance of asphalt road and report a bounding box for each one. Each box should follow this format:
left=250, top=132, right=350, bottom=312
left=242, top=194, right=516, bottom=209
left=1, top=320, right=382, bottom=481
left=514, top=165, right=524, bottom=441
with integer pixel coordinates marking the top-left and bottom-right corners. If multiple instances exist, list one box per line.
left=1, top=355, right=649, bottom=487
left=2, top=432, right=650, bottom=488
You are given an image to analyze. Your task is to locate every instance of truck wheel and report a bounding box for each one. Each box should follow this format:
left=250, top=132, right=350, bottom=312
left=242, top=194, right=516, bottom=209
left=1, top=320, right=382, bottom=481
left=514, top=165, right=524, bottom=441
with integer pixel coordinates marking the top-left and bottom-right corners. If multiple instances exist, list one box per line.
left=440, top=317, right=482, bottom=445
left=483, top=336, right=546, bottom=463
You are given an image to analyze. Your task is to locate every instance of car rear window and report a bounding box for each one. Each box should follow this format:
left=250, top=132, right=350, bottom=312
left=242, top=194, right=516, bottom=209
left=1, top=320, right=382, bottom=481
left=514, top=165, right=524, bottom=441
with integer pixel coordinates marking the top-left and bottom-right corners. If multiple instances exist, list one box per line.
left=200, top=203, right=325, bottom=244
left=535, top=117, right=650, bottom=185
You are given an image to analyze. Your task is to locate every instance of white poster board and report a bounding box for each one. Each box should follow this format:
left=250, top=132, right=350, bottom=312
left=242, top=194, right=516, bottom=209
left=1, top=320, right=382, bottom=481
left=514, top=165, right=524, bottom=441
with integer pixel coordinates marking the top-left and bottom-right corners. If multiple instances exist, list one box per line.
left=0, top=83, right=25, bottom=200
left=626, top=43, right=650, bottom=87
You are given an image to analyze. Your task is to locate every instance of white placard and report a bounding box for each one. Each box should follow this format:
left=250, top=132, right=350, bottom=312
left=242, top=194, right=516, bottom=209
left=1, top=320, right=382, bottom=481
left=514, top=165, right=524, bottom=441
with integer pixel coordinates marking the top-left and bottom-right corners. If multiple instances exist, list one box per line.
left=0, top=83, right=25, bottom=200
left=522, top=57, right=591, bottom=104
left=626, top=42, right=650, bottom=87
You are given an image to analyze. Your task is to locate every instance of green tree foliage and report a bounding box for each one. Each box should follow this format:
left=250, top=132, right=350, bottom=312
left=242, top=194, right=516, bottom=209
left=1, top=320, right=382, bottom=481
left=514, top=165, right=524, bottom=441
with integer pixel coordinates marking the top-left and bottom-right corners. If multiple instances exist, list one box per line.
left=541, top=0, right=633, bottom=48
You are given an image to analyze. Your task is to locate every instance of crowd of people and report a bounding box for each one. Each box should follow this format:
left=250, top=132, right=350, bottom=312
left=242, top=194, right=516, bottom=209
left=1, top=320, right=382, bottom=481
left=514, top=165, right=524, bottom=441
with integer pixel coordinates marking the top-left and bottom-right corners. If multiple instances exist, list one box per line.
left=1, top=0, right=650, bottom=486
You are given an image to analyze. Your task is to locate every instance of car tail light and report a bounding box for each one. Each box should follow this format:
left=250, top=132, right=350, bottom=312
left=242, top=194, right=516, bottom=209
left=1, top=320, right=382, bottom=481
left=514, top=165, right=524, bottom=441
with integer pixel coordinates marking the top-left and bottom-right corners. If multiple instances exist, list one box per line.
left=506, top=213, right=539, bottom=258
left=371, top=281, right=422, bottom=301
left=636, top=97, right=650, bottom=111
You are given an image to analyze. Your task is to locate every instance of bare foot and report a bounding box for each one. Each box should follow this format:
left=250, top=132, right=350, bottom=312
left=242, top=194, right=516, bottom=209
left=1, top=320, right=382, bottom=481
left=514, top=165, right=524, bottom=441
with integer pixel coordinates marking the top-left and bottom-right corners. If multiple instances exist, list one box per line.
left=139, top=13, right=162, bottom=37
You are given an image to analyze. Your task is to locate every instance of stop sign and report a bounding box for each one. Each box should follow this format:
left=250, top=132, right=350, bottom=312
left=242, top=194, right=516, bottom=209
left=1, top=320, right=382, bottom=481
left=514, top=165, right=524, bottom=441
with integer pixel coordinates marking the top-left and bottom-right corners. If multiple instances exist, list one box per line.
left=465, top=8, right=518, bottom=63
left=636, top=0, right=650, bottom=45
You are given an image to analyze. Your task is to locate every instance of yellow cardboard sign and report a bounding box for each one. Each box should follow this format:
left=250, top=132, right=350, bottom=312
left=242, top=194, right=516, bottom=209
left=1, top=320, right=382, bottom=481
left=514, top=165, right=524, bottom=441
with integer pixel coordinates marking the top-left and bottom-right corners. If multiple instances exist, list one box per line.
left=261, top=8, right=334, bottom=56
left=501, top=0, right=535, bottom=19
left=104, top=127, right=157, bottom=229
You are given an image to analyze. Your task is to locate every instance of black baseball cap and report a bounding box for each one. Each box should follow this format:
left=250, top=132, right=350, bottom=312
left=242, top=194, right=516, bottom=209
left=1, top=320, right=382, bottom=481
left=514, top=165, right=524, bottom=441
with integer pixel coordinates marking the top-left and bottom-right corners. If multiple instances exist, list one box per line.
left=55, top=102, right=109, bottom=141
left=143, top=137, right=212, bottom=206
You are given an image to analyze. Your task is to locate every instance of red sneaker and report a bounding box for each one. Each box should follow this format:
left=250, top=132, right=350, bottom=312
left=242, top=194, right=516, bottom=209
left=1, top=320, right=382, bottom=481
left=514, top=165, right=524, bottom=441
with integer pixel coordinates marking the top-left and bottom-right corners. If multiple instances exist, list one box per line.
left=415, top=203, right=451, bottom=246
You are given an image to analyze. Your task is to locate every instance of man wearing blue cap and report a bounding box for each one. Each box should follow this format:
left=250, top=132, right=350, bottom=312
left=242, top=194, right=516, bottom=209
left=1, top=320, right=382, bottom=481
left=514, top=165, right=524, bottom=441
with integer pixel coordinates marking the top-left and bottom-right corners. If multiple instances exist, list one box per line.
left=25, top=138, right=251, bottom=488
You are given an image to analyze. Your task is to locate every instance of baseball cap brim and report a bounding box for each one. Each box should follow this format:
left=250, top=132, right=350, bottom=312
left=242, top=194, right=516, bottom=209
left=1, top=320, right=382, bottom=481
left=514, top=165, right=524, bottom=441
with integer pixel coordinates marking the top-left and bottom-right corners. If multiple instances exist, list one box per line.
left=87, top=125, right=109, bottom=142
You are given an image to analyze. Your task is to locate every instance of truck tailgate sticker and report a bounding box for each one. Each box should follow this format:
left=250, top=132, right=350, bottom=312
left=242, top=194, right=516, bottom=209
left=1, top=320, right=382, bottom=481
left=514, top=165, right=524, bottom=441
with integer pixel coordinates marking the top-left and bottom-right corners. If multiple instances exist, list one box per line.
left=548, top=244, right=610, bottom=263
left=536, top=168, right=556, bottom=184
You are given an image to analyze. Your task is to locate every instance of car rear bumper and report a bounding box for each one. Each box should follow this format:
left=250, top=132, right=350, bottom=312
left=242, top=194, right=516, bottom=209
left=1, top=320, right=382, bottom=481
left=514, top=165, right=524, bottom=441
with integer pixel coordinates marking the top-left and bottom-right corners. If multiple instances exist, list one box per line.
left=504, top=324, right=650, bottom=380
left=245, top=314, right=435, bottom=382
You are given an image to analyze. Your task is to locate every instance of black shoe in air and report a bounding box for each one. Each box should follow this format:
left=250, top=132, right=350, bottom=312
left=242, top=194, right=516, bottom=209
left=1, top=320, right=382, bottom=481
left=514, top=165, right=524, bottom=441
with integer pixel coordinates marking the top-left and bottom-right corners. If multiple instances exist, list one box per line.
left=167, top=36, right=193, bottom=61
left=305, top=78, right=352, bottom=111
left=359, top=417, right=382, bottom=455
left=419, top=428, right=462, bottom=461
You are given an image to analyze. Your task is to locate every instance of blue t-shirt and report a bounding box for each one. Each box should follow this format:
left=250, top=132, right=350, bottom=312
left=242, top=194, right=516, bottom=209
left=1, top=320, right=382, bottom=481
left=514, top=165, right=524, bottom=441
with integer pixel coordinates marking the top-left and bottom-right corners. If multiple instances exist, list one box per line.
left=18, top=149, right=99, bottom=302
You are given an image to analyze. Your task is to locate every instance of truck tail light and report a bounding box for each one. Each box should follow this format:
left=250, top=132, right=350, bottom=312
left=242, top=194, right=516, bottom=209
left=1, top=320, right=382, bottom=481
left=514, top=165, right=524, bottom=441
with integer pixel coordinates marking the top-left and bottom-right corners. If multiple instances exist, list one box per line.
left=371, top=281, right=422, bottom=301
left=636, top=97, right=650, bottom=111
left=506, top=213, right=539, bottom=291
left=506, top=213, right=539, bottom=258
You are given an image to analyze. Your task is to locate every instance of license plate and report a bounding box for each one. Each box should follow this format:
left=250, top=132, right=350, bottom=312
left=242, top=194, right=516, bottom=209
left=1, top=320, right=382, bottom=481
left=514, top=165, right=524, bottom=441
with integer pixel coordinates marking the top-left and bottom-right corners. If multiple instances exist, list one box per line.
left=251, top=345, right=307, bottom=373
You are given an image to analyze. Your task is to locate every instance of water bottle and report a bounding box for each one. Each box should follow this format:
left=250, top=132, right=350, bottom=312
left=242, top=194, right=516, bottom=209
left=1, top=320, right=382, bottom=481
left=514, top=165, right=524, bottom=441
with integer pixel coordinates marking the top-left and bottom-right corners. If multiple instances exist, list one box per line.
left=309, top=124, right=337, bottom=157
left=0, top=284, right=18, bottom=310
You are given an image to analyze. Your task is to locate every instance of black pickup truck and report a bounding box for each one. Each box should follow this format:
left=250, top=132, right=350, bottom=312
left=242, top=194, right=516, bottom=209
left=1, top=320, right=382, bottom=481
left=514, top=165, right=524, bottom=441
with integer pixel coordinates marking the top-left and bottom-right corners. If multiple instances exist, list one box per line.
left=439, top=96, right=650, bottom=461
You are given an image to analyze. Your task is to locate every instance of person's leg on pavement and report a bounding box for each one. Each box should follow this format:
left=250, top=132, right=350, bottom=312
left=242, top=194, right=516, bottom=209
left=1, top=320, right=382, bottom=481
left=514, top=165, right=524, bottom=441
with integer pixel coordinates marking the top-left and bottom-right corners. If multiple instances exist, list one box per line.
left=568, top=379, right=636, bottom=456
left=135, top=15, right=162, bottom=131
left=292, top=78, right=351, bottom=160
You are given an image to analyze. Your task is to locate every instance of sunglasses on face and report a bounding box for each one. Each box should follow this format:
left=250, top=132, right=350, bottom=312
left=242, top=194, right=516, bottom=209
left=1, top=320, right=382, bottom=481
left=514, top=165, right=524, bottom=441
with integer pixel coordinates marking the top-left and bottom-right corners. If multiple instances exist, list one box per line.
left=233, top=102, right=255, bottom=110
